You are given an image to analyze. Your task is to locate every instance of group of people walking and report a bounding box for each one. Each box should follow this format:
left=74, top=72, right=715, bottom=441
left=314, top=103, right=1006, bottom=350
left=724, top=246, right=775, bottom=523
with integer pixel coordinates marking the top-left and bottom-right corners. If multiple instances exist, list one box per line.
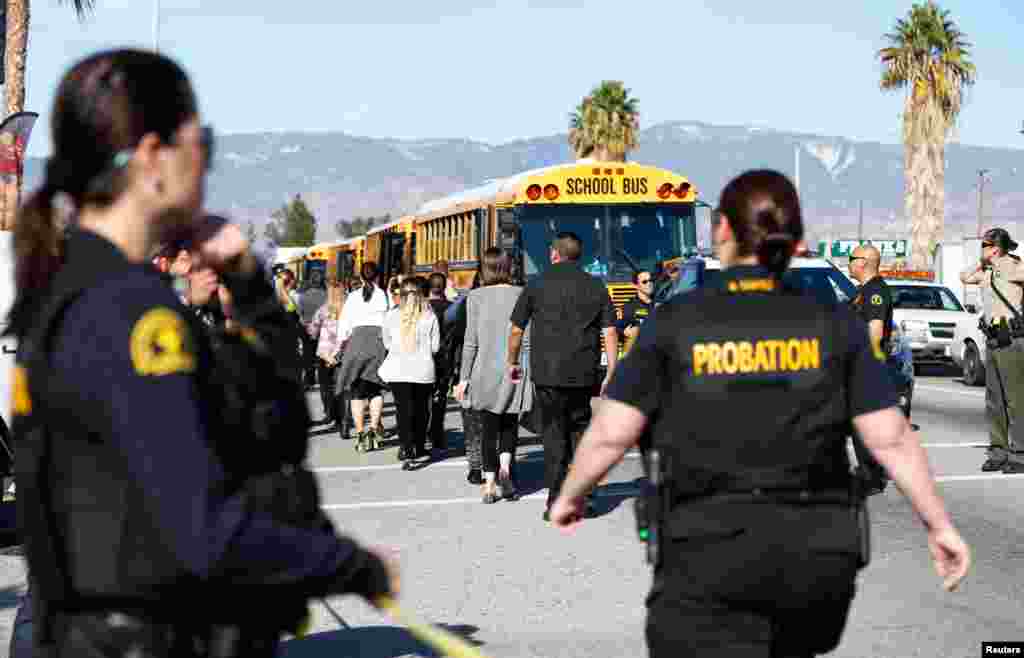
left=298, top=250, right=535, bottom=498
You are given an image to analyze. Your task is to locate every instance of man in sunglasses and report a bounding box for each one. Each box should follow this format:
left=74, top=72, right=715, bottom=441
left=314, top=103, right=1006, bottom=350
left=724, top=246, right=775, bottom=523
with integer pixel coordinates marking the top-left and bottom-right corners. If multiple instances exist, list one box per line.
left=848, top=244, right=895, bottom=494
left=618, top=270, right=655, bottom=355
left=961, top=227, right=1024, bottom=473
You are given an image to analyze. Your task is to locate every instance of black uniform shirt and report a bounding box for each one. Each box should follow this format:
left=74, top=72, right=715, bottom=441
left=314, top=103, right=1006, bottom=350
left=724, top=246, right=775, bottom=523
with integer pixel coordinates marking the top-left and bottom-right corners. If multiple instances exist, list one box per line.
left=850, top=275, right=893, bottom=352
left=617, top=297, right=655, bottom=337
left=34, top=230, right=369, bottom=594
left=510, top=261, right=616, bottom=387
left=605, top=265, right=899, bottom=491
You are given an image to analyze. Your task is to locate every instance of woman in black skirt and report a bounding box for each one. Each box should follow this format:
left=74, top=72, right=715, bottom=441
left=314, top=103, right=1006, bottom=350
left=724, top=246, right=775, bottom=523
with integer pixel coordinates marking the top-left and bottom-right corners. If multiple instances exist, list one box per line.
left=336, top=261, right=391, bottom=451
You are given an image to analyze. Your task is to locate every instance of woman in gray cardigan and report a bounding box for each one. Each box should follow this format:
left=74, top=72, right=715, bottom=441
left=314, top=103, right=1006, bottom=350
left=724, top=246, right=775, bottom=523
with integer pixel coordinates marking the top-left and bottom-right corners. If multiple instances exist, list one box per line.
left=455, top=248, right=532, bottom=503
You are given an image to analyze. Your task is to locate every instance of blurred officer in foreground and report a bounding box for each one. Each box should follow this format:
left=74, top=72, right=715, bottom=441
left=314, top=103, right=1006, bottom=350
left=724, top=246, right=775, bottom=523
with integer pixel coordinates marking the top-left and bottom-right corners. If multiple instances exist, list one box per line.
left=960, top=227, right=1024, bottom=473
left=848, top=244, right=894, bottom=494
left=7, top=48, right=397, bottom=658
left=549, top=170, right=970, bottom=657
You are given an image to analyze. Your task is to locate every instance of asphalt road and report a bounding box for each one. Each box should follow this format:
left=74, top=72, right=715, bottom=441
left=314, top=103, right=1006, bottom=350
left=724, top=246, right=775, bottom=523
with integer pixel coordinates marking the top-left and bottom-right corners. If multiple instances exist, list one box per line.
left=0, top=369, right=1021, bottom=657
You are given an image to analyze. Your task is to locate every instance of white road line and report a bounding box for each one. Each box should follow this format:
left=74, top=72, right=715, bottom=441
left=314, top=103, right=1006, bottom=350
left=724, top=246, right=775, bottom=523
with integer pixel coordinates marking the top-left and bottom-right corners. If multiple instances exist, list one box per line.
left=320, top=473, right=1024, bottom=510
left=936, top=473, right=1024, bottom=482
left=312, top=452, right=642, bottom=474
left=921, top=442, right=988, bottom=448
left=914, top=384, right=985, bottom=399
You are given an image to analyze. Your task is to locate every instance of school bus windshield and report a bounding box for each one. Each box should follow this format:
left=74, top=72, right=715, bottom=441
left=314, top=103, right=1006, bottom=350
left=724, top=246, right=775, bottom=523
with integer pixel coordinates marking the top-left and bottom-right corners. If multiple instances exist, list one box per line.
left=519, top=203, right=695, bottom=283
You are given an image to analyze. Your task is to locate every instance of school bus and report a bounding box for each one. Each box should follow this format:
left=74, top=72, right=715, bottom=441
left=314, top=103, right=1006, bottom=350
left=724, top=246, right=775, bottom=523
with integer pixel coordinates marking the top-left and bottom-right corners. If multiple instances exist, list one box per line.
left=412, top=160, right=699, bottom=307
left=303, top=242, right=332, bottom=283
left=272, top=247, right=308, bottom=281
left=365, top=216, right=417, bottom=288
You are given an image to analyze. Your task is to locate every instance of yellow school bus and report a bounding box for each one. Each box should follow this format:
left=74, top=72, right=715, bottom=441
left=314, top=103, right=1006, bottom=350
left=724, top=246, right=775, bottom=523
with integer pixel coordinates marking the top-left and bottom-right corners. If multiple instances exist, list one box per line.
left=365, top=216, right=416, bottom=288
left=412, top=160, right=699, bottom=306
left=304, top=238, right=365, bottom=285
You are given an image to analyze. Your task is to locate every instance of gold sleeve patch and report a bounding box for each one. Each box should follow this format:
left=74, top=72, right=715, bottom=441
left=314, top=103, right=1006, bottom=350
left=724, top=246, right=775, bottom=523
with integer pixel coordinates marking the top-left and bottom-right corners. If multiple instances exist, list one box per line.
left=11, top=366, right=31, bottom=416
left=129, top=307, right=196, bottom=376
left=871, top=294, right=883, bottom=306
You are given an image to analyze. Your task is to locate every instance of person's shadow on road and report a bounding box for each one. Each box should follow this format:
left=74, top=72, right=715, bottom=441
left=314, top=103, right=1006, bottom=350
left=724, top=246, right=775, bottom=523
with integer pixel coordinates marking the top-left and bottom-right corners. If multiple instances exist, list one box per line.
left=280, top=623, right=484, bottom=658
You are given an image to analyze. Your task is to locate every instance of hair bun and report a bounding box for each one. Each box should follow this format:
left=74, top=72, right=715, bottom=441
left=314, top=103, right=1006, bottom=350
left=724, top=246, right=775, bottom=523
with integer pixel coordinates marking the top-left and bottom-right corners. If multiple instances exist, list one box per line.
left=757, top=232, right=795, bottom=275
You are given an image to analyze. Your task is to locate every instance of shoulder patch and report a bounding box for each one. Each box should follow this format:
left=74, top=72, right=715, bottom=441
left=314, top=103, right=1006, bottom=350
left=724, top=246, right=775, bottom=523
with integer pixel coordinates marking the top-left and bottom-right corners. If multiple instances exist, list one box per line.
left=11, top=366, right=31, bottom=416
left=871, top=294, right=883, bottom=305
left=129, top=307, right=196, bottom=376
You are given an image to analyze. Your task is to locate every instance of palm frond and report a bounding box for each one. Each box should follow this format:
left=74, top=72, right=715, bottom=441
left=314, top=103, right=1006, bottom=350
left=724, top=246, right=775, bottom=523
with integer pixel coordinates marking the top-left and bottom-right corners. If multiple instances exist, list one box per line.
left=58, top=0, right=96, bottom=20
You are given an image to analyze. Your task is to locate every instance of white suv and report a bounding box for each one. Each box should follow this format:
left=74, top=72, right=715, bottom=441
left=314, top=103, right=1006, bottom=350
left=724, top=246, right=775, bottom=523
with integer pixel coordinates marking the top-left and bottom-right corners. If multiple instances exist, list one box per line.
left=950, top=307, right=987, bottom=386
left=886, top=280, right=971, bottom=364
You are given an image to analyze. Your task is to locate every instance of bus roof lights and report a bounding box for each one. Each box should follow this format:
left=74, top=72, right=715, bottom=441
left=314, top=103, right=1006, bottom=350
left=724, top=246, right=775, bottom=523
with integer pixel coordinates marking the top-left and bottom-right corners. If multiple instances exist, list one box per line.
left=526, top=184, right=543, bottom=201
left=543, top=184, right=560, bottom=201
left=673, top=182, right=692, bottom=199
left=657, top=182, right=674, bottom=199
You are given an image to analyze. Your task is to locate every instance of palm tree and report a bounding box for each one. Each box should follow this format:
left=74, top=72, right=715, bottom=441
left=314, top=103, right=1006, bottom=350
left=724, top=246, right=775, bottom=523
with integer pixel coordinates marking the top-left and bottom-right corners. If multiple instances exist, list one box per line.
left=1, top=0, right=95, bottom=229
left=568, top=81, right=639, bottom=162
left=879, top=1, right=975, bottom=268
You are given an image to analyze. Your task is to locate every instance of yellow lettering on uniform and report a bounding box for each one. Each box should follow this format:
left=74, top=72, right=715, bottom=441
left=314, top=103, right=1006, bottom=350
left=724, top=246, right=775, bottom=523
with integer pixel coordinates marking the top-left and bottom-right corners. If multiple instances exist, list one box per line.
left=11, top=366, right=31, bottom=416
left=755, top=341, right=772, bottom=372
left=693, top=344, right=709, bottom=375
left=706, top=344, right=722, bottom=375
left=802, top=339, right=821, bottom=369
left=721, top=342, right=738, bottom=374
left=693, top=338, right=820, bottom=376
left=738, top=342, right=754, bottom=372
left=786, top=340, right=802, bottom=371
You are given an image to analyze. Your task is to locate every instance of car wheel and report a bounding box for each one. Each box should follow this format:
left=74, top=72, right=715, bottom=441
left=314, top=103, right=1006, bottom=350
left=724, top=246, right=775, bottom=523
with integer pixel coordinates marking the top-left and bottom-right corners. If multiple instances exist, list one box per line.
left=963, top=342, right=985, bottom=387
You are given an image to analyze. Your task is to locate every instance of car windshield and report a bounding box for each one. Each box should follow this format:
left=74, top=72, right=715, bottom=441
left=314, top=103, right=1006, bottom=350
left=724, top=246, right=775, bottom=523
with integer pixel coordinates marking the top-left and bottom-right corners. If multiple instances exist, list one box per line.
left=891, top=285, right=963, bottom=311
left=518, top=203, right=695, bottom=283
left=663, top=262, right=857, bottom=305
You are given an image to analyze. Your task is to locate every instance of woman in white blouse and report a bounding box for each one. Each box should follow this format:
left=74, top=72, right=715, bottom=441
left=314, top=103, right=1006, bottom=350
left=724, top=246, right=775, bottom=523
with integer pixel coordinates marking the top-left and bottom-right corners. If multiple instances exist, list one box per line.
left=379, top=276, right=440, bottom=468
left=336, top=261, right=391, bottom=451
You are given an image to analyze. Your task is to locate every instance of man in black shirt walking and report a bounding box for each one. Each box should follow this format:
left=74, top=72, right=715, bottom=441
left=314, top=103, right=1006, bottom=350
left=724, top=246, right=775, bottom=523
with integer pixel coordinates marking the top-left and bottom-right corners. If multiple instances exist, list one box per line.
left=508, top=232, right=619, bottom=521
left=849, top=244, right=894, bottom=494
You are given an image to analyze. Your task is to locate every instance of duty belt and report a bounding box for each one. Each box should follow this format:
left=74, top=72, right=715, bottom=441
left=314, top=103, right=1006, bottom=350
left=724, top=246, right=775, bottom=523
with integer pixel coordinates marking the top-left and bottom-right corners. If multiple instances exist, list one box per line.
left=691, top=487, right=859, bottom=506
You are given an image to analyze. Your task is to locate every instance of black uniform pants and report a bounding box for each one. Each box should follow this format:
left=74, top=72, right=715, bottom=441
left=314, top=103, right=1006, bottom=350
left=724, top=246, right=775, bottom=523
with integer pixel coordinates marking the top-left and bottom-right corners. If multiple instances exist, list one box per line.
left=646, top=504, right=859, bottom=658
left=391, top=382, right=432, bottom=456
left=316, top=358, right=338, bottom=422
left=535, top=385, right=594, bottom=507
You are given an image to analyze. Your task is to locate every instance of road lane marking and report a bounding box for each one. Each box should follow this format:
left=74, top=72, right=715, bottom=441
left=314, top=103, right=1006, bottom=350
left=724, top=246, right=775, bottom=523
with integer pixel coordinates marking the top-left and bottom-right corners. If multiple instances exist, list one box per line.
left=321, top=487, right=637, bottom=511
left=914, top=385, right=984, bottom=399
left=936, top=473, right=1024, bottom=482
left=312, top=452, right=642, bottom=474
left=320, top=473, right=1024, bottom=510
left=921, top=442, right=988, bottom=448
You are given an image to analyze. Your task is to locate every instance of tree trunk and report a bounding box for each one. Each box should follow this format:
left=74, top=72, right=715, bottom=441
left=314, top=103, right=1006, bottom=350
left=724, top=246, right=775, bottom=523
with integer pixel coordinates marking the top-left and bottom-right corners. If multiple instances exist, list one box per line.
left=1, top=0, right=30, bottom=231
left=904, top=95, right=945, bottom=271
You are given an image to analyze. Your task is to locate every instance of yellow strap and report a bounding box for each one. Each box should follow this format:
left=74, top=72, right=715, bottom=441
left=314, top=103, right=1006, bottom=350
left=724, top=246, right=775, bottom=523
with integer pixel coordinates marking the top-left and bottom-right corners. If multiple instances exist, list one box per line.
left=374, top=596, right=492, bottom=658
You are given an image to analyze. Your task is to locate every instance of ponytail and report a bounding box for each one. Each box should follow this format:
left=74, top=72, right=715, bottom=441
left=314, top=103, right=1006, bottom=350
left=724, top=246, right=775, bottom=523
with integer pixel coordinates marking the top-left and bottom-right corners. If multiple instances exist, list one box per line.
left=756, top=232, right=795, bottom=276
left=362, top=280, right=374, bottom=303
left=7, top=182, right=65, bottom=336
left=360, top=260, right=379, bottom=303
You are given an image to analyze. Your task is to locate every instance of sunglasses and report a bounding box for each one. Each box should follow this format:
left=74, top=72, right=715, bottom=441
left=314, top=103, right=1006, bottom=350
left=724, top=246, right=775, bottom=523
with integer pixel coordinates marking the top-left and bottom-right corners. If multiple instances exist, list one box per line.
left=110, top=124, right=215, bottom=172
left=637, top=278, right=652, bottom=284
left=982, top=242, right=995, bottom=249
left=848, top=256, right=867, bottom=263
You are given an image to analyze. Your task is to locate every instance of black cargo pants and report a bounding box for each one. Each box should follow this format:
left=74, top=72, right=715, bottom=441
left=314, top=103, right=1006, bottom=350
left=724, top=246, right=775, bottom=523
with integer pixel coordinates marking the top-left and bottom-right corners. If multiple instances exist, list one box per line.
left=535, top=385, right=595, bottom=508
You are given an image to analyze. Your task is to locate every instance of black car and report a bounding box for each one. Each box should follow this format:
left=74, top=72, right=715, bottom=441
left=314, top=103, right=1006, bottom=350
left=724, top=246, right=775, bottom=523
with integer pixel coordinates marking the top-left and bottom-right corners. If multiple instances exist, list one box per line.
left=655, top=255, right=914, bottom=418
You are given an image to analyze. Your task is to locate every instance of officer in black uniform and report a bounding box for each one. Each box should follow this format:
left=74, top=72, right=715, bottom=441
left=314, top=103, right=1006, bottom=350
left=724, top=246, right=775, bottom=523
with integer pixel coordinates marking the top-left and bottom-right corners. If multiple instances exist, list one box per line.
left=7, top=49, right=398, bottom=658
left=617, top=270, right=655, bottom=355
left=549, top=170, right=970, bottom=658
left=848, top=244, right=895, bottom=494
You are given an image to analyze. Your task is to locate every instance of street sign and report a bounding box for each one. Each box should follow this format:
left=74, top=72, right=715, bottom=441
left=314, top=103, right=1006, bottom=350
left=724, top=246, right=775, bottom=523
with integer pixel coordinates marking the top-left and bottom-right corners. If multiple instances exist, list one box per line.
left=825, top=239, right=908, bottom=258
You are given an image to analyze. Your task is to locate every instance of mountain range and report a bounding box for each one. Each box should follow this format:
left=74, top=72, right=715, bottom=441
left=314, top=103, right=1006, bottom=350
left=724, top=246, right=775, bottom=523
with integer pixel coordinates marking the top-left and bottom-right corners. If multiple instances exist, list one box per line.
left=22, top=120, right=1024, bottom=248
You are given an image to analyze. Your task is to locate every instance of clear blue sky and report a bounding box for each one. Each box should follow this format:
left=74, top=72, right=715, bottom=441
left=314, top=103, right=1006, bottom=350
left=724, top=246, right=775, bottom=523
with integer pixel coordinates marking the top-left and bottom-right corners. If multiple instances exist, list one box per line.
left=20, top=0, right=1024, bottom=157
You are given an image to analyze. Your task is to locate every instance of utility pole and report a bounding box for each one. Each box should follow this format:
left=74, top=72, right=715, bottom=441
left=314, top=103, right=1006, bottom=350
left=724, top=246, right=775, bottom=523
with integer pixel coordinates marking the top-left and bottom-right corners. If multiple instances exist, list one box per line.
left=858, top=200, right=864, bottom=241
left=152, top=0, right=161, bottom=52
left=794, top=145, right=800, bottom=197
left=976, top=169, right=991, bottom=237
